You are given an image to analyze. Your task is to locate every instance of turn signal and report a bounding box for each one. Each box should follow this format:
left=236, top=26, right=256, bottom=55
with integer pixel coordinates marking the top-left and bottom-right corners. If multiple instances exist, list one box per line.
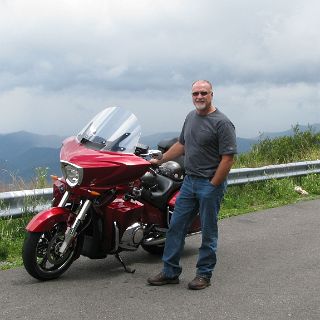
left=88, top=190, right=101, bottom=196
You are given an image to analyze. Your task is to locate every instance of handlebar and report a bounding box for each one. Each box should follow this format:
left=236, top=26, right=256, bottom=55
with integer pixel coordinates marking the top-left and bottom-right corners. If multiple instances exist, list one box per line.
left=140, top=149, right=163, bottom=161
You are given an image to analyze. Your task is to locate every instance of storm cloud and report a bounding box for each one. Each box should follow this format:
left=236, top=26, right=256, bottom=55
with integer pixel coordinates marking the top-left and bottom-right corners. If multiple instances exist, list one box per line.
left=0, top=0, right=319, bottom=137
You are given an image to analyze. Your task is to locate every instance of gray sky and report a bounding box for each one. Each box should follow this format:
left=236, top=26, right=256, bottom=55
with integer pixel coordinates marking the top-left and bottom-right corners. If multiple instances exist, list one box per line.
left=0, top=0, right=319, bottom=138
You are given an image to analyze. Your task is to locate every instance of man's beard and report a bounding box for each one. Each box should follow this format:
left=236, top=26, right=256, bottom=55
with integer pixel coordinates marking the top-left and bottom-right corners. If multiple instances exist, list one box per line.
left=194, top=102, right=208, bottom=111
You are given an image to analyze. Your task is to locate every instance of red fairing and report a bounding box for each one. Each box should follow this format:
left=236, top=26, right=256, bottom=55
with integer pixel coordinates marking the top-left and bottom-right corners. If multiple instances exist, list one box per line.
left=61, top=138, right=150, bottom=187
left=26, top=207, right=72, bottom=232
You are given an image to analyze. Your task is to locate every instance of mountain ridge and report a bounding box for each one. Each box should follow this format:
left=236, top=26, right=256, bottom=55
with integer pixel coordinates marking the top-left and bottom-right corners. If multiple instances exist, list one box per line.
left=252, top=123, right=320, bottom=139
left=0, top=123, right=319, bottom=183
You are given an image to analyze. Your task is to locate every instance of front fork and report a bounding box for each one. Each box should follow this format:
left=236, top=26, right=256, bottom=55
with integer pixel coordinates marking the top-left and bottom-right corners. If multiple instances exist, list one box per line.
left=58, top=193, right=92, bottom=255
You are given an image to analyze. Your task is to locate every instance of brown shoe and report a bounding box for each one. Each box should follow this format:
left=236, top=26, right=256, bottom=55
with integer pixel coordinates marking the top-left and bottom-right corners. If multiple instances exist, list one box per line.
left=147, top=272, right=179, bottom=286
left=188, top=276, right=211, bottom=290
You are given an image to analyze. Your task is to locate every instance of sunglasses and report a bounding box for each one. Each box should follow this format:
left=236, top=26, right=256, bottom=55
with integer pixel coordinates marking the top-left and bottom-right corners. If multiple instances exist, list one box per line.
left=192, top=91, right=210, bottom=97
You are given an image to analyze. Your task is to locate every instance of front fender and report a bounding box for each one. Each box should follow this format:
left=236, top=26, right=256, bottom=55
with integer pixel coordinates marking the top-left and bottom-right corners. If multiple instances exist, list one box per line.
left=26, top=207, right=72, bottom=232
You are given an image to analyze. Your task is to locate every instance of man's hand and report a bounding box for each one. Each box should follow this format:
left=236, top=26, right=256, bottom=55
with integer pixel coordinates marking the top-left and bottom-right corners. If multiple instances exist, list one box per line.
left=210, top=154, right=234, bottom=186
left=149, top=158, right=163, bottom=166
left=149, top=141, right=184, bottom=166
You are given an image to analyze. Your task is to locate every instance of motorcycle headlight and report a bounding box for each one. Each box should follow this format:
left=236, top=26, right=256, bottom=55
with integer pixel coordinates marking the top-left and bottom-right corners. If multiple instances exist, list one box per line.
left=61, top=161, right=83, bottom=187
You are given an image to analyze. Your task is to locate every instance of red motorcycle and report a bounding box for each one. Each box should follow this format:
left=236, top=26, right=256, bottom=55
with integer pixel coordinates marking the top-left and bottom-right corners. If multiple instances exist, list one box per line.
left=22, top=106, right=201, bottom=280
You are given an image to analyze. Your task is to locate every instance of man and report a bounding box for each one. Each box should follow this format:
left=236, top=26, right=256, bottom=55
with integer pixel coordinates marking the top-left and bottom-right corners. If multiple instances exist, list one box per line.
left=147, top=80, right=237, bottom=290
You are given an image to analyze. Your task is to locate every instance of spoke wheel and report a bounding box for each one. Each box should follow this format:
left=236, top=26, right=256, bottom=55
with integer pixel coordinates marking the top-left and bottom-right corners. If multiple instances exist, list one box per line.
left=22, top=223, right=80, bottom=281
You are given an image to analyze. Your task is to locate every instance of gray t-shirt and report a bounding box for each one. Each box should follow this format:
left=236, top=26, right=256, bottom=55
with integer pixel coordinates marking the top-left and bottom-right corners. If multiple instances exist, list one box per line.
left=179, top=108, right=237, bottom=178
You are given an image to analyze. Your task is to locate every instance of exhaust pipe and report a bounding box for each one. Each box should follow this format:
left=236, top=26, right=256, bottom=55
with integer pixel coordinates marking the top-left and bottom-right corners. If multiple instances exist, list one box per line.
left=142, top=230, right=201, bottom=246
left=142, top=237, right=166, bottom=246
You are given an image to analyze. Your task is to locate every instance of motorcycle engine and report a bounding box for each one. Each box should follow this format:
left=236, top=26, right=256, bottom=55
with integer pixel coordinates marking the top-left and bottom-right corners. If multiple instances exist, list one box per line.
left=119, top=223, right=144, bottom=250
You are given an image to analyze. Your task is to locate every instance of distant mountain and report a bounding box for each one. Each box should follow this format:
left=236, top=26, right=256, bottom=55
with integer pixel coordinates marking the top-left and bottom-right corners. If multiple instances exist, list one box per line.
left=141, top=132, right=256, bottom=153
left=0, top=132, right=64, bottom=183
left=0, top=131, right=63, bottom=161
left=237, top=137, right=257, bottom=153
left=8, top=147, right=61, bottom=179
left=254, top=124, right=320, bottom=140
left=0, top=124, right=319, bottom=183
left=140, top=132, right=180, bottom=149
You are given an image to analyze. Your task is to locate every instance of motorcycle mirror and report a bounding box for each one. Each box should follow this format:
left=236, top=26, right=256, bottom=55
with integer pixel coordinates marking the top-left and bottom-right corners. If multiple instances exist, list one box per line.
left=140, top=149, right=163, bottom=160
left=148, top=150, right=163, bottom=160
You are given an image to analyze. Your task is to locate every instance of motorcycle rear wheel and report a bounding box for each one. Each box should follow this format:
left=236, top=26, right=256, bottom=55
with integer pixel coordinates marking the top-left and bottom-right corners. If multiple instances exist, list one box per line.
left=22, top=223, right=80, bottom=281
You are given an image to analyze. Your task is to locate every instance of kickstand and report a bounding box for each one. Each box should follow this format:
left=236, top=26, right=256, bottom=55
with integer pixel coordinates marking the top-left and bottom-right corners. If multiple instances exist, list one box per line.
left=115, top=253, right=135, bottom=273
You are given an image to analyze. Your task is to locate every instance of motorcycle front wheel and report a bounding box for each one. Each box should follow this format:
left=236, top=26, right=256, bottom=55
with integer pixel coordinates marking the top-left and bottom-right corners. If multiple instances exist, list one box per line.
left=22, top=223, right=80, bottom=281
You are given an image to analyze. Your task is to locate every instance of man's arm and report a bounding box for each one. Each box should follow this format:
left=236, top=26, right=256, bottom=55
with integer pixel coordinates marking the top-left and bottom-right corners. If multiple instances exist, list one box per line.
left=150, top=141, right=185, bottom=165
left=210, top=154, right=234, bottom=186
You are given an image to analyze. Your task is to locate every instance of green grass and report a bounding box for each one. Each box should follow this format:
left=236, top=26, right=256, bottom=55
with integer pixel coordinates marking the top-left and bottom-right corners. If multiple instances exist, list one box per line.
left=220, top=175, right=320, bottom=219
left=0, top=214, right=33, bottom=269
left=220, top=125, right=320, bottom=218
left=0, top=167, right=50, bottom=269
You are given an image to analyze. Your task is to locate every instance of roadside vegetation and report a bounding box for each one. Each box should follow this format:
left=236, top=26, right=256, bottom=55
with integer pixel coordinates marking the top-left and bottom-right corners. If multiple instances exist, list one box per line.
left=0, top=167, right=49, bottom=269
left=0, top=214, right=33, bottom=269
left=0, top=127, right=320, bottom=269
left=236, top=125, right=320, bottom=167
left=220, top=126, right=320, bottom=218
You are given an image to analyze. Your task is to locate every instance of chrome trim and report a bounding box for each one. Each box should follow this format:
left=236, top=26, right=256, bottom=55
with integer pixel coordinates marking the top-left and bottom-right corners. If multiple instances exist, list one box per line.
left=119, top=223, right=144, bottom=251
left=142, top=230, right=201, bottom=246
left=59, top=199, right=92, bottom=254
left=77, top=200, right=92, bottom=222
left=142, top=237, right=166, bottom=246
left=58, top=191, right=70, bottom=207
left=154, top=226, right=169, bottom=233
left=186, top=231, right=202, bottom=237
left=167, top=206, right=173, bottom=226
left=60, top=160, right=83, bottom=170
left=111, top=222, right=120, bottom=253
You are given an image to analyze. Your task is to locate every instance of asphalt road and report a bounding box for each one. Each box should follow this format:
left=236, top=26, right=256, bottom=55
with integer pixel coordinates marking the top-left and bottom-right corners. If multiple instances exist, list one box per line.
left=1, top=199, right=320, bottom=320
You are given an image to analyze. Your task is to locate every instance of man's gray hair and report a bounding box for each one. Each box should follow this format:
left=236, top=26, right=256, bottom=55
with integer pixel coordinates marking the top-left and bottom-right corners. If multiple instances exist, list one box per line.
left=191, top=80, right=213, bottom=90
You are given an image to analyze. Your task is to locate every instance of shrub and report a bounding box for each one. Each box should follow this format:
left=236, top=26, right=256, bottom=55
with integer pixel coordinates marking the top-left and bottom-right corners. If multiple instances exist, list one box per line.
left=236, top=125, right=320, bottom=168
left=0, top=239, right=9, bottom=261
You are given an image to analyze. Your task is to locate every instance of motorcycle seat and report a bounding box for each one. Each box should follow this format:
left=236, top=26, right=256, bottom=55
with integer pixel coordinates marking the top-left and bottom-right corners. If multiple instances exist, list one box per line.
left=142, top=174, right=182, bottom=211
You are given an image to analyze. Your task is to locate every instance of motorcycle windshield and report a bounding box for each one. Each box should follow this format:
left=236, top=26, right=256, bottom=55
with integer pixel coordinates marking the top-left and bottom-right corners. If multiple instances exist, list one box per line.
left=77, top=107, right=141, bottom=154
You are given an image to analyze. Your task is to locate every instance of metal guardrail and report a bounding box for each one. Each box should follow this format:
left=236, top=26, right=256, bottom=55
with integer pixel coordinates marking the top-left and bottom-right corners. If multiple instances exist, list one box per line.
left=0, top=188, right=53, bottom=218
left=1, top=160, right=320, bottom=218
left=227, top=160, right=320, bottom=185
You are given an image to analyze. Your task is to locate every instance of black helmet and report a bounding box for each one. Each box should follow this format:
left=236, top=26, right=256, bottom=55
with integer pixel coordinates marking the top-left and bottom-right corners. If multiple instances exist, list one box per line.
left=141, top=171, right=158, bottom=190
left=159, top=161, right=183, bottom=181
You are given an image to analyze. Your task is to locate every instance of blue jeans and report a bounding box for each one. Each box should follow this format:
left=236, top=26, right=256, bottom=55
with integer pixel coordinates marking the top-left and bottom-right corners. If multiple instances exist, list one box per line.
left=162, top=175, right=227, bottom=279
